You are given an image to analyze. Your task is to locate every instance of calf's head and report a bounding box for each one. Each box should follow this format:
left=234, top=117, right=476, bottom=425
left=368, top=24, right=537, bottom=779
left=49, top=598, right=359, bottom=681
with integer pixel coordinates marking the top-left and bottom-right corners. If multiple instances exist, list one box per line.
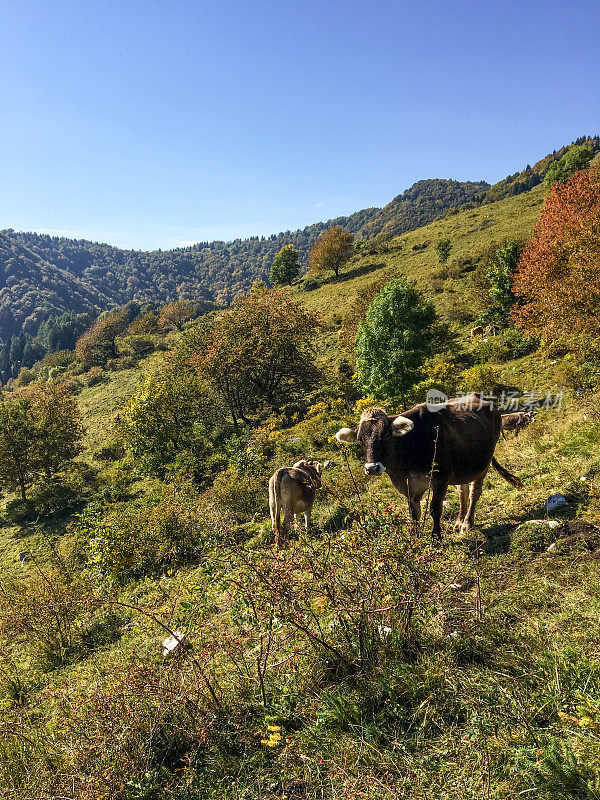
left=335, top=408, right=414, bottom=476
left=292, top=460, right=323, bottom=486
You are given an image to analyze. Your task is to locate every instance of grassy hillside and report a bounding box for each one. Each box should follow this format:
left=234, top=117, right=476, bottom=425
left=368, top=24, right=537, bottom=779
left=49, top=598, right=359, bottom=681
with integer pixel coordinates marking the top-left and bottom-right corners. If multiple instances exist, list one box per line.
left=301, top=182, right=547, bottom=367
left=3, top=175, right=600, bottom=799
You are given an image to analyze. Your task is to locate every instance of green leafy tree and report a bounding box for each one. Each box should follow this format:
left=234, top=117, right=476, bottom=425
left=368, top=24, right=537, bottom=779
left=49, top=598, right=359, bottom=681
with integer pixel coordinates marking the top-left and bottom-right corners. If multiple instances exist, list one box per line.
left=355, top=279, right=436, bottom=402
left=32, top=383, right=84, bottom=479
left=269, top=244, right=300, bottom=285
left=121, top=365, right=218, bottom=477
left=436, top=239, right=452, bottom=265
left=75, top=310, right=129, bottom=367
left=309, top=226, right=354, bottom=278
left=486, top=239, right=522, bottom=319
left=189, top=283, right=321, bottom=426
left=545, top=145, right=594, bottom=187
left=0, top=383, right=83, bottom=500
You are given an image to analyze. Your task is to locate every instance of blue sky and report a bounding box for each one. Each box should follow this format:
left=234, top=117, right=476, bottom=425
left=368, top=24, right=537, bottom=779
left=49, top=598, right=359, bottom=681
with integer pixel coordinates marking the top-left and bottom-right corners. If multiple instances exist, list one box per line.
left=2, top=0, right=599, bottom=250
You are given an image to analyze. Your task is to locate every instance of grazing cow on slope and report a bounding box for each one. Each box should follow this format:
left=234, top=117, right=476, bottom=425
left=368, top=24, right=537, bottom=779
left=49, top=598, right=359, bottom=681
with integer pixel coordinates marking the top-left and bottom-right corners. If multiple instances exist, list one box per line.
left=335, top=396, right=522, bottom=540
left=471, top=326, right=484, bottom=337
left=501, top=410, right=535, bottom=438
left=269, top=460, right=324, bottom=548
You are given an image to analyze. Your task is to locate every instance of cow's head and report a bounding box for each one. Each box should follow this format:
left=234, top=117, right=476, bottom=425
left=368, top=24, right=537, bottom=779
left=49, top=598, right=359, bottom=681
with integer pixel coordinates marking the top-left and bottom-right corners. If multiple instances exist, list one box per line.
left=335, top=408, right=414, bottom=476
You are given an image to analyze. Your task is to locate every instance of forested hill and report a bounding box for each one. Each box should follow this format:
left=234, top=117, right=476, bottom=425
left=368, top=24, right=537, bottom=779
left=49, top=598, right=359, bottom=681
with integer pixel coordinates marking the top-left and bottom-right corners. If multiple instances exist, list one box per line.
left=2, top=178, right=488, bottom=341
left=1, top=136, right=598, bottom=344
left=0, top=231, right=111, bottom=338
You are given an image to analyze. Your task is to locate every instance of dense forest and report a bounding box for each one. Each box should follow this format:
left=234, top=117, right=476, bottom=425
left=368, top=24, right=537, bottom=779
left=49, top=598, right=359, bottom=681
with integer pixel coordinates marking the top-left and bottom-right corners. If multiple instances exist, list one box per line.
left=1, top=138, right=597, bottom=346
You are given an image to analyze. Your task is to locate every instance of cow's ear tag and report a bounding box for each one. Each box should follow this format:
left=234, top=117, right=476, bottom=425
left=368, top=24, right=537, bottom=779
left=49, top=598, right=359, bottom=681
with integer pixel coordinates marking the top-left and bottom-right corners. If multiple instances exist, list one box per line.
left=392, top=416, right=414, bottom=437
left=335, top=427, right=356, bottom=443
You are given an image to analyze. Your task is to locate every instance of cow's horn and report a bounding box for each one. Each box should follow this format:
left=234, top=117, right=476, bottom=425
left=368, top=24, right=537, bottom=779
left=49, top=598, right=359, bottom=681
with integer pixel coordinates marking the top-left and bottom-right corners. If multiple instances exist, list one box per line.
left=335, top=427, right=356, bottom=443
left=391, top=416, right=414, bottom=436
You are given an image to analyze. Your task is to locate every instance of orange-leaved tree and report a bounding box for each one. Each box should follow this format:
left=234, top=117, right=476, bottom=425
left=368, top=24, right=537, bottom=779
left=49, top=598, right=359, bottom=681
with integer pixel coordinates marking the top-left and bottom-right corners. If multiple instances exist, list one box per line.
left=309, top=226, right=353, bottom=278
left=512, top=163, right=600, bottom=351
left=187, top=283, right=322, bottom=426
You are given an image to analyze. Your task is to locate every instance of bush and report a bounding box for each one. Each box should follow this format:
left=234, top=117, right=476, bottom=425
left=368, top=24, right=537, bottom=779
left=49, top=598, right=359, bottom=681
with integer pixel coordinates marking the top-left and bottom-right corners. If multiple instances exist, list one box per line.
left=0, top=566, right=94, bottom=671
left=212, top=469, right=266, bottom=523
left=76, top=485, right=229, bottom=583
left=85, top=366, right=106, bottom=386
left=228, top=504, right=444, bottom=674
left=5, top=498, right=36, bottom=523
left=123, top=334, right=156, bottom=357
left=302, top=277, right=319, bottom=291
left=459, top=364, right=501, bottom=394
left=31, top=474, right=90, bottom=518
left=500, top=328, right=538, bottom=359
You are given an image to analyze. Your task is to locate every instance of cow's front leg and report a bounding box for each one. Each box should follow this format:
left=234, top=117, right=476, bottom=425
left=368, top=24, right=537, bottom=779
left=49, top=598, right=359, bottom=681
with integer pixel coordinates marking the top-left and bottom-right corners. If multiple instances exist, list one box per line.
left=430, top=482, right=448, bottom=542
left=304, top=511, right=311, bottom=534
left=454, top=484, right=469, bottom=530
left=463, top=471, right=487, bottom=531
left=409, top=498, right=421, bottom=524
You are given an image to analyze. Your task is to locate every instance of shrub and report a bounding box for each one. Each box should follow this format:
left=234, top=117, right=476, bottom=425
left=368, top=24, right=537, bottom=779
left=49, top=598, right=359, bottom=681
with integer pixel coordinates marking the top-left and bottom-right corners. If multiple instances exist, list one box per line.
left=460, top=364, right=501, bottom=394
left=76, top=485, right=228, bottom=583
left=5, top=498, right=36, bottom=523
left=123, top=334, right=156, bottom=357
left=302, top=277, right=319, bottom=291
left=0, top=567, right=94, bottom=671
left=212, top=469, right=266, bottom=523
left=31, top=474, right=90, bottom=518
left=228, top=504, right=445, bottom=675
left=85, top=366, right=106, bottom=386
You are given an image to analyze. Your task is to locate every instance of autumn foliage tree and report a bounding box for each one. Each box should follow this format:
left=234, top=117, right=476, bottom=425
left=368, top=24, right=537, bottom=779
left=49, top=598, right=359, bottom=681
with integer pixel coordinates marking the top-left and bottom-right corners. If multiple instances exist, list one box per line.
left=75, top=310, right=129, bottom=366
left=309, top=226, right=353, bottom=278
left=158, top=300, right=196, bottom=332
left=187, top=283, right=321, bottom=426
left=512, top=163, right=600, bottom=351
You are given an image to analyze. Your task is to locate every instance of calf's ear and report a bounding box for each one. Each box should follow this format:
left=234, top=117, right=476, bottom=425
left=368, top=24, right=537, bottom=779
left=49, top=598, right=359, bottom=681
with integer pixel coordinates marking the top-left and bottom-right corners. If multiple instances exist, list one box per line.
left=391, top=416, right=414, bottom=437
left=335, top=427, right=356, bottom=443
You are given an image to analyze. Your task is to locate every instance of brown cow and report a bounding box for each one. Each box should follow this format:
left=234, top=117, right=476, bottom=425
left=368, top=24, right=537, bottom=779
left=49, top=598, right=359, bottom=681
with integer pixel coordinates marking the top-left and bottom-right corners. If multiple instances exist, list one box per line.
left=501, top=410, right=535, bottom=438
left=471, top=326, right=484, bottom=337
left=269, top=460, right=324, bottom=548
left=335, top=396, right=522, bottom=540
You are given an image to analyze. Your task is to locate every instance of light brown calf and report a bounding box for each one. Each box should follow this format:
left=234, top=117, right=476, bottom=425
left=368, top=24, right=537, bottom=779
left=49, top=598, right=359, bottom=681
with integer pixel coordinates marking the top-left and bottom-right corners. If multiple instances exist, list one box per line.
left=501, top=410, right=535, bottom=438
left=269, top=460, right=323, bottom=548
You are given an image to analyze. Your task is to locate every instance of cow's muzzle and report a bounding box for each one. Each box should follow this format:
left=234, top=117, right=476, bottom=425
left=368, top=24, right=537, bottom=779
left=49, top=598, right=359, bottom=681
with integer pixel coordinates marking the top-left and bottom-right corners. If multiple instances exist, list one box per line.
left=364, top=462, right=386, bottom=476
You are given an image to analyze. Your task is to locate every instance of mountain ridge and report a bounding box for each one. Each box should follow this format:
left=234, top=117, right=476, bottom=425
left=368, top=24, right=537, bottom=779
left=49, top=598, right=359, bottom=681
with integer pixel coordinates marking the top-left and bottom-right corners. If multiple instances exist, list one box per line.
left=1, top=136, right=598, bottom=344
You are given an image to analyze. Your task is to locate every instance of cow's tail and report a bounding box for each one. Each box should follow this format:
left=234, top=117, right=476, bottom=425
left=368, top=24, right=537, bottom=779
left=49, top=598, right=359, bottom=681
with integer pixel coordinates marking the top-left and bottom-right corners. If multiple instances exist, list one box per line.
left=269, top=471, right=283, bottom=548
left=491, top=457, right=523, bottom=488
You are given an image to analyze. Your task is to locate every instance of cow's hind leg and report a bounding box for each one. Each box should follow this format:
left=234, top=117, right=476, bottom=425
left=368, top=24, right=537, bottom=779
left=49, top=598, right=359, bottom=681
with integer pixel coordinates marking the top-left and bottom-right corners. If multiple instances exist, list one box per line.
left=454, top=484, right=469, bottom=530
left=463, top=471, right=488, bottom=531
